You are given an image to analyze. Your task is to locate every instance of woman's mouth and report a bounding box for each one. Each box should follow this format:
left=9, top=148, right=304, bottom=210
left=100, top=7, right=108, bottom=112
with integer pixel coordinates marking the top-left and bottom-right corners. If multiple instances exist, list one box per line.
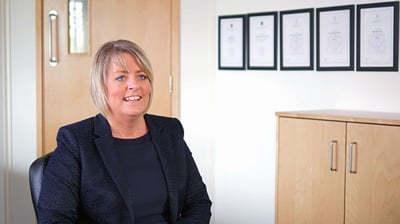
left=123, top=95, right=141, bottom=101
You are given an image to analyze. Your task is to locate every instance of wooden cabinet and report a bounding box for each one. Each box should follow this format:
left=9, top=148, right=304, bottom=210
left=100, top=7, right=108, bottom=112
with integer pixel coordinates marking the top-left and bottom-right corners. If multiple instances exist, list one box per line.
left=276, top=110, right=400, bottom=224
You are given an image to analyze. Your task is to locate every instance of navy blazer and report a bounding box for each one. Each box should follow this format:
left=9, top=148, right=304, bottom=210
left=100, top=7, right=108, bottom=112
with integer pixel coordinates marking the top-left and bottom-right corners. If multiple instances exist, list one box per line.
left=38, top=114, right=211, bottom=224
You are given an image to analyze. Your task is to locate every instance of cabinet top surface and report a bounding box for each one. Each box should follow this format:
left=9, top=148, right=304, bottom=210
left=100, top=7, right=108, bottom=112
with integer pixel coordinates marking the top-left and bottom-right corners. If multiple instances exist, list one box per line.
left=276, top=109, right=400, bottom=126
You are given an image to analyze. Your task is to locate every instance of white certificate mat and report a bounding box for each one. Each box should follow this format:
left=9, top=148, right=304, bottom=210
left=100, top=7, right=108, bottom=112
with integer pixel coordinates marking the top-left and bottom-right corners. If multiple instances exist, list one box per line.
left=280, top=8, right=314, bottom=70
left=219, top=15, right=245, bottom=69
left=319, top=9, right=351, bottom=67
left=248, top=12, right=277, bottom=69
left=357, top=1, right=399, bottom=71
left=360, top=7, right=394, bottom=67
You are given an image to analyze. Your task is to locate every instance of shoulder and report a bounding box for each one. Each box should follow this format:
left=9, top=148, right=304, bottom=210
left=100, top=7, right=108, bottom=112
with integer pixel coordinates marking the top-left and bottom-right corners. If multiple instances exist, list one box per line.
left=144, top=113, right=178, bottom=124
left=144, top=113, right=184, bottom=135
left=59, top=115, right=96, bottom=133
left=56, top=114, right=105, bottom=143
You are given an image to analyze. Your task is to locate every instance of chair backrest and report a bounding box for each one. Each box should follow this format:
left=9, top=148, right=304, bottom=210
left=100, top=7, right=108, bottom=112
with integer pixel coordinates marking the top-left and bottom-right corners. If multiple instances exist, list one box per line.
left=29, top=152, right=53, bottom=220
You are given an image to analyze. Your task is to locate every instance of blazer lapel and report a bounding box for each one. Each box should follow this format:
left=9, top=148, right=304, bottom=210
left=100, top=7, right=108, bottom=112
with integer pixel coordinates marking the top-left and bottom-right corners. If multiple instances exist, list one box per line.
left=93, top=114, right=136, bottom=221
left=145, top=115, right=179, bottom=222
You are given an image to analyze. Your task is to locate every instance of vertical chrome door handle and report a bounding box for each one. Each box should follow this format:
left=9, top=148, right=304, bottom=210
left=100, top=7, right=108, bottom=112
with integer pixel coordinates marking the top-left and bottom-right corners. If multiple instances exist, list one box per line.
left=349, top=142, right=357, bottom=173
left=48, top=10, right=58, bottom=66
left=330, top=140, right=337, bottom=171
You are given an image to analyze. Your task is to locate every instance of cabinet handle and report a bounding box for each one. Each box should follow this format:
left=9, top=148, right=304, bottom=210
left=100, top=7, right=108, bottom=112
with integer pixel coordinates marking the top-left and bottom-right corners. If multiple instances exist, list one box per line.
left=48, top=10, right=58, bottom=67
left=330, top=140, right=337, bottom=171
left=349, top=142, right=357, bottom=173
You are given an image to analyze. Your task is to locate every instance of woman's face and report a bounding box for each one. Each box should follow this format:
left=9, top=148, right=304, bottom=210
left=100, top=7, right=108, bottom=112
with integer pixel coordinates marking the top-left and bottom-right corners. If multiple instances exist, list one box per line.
left=105, top=52, right=152, bottom=120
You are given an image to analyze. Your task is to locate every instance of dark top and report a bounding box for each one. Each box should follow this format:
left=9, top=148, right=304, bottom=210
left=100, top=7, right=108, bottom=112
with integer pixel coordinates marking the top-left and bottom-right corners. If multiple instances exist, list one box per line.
left=37, top=114, right=212, bottom=224
left=114, top=133, right=169, bottom=223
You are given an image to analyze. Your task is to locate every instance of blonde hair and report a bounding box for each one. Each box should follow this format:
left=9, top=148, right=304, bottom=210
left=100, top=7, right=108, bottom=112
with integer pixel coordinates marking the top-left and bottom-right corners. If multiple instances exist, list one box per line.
left=89, top=40, right=153, bottom=116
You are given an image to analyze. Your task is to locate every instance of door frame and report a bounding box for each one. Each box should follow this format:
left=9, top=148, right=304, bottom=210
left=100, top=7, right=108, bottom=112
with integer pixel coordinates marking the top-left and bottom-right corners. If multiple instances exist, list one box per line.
left=35, top=0, right=181, bottom=156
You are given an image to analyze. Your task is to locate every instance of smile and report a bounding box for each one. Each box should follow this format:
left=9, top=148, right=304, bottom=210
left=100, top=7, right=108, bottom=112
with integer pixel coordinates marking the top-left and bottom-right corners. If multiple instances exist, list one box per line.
left=123, top=95, right=141, bottom=101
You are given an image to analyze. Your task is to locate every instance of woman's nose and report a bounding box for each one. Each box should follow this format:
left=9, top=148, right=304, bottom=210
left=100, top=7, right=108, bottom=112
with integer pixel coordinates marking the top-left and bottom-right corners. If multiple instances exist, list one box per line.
left=127, top=79, right=137, bottom=90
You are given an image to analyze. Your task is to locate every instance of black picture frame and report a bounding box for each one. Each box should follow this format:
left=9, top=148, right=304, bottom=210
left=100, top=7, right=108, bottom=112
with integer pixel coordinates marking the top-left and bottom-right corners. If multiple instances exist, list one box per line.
left=316, top=5, right=355, bottom=71
left=280, top=8, right=314, bottom=70
left=218, top=14, right=246, bottom=70
left=357, top=1, right=399, bottom=71
left=247, top=12, right=278, bottom=70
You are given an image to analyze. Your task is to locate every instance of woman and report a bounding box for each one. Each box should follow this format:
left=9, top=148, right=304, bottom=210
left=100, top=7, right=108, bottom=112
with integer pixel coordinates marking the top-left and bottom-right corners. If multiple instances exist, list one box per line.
left=37, top=40, right=212, bottom=223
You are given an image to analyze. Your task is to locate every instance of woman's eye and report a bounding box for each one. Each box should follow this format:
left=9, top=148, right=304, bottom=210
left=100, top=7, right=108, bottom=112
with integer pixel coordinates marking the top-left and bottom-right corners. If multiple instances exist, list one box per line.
left=116, top=75, right=125, bottom=81
left=138, top=74, right=148, bottom=80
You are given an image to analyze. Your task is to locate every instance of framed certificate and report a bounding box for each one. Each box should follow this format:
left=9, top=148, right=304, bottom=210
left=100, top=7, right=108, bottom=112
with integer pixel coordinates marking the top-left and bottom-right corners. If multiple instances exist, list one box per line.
left=218, top=14, right=246, bottom=70
left=280, top=8, right=314, bottom=70
left=247, top=12, right=278, bottom=70
left=357, top=1, right=399, bottom=71
left=317, top=5, right=355, bottom=71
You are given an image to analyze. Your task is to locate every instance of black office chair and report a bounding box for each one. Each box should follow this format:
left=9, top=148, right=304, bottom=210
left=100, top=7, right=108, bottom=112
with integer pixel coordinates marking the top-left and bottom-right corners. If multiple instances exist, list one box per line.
left=29, top=152, right=87, bottom=223
left=29, top=152, right=53, bottom=221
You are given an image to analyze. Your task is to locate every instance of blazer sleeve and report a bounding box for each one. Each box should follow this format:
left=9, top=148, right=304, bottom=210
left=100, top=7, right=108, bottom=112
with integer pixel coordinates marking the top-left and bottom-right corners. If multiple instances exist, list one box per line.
left=173, top=119, right=212, bottom=224
left=37, top=126, right=82, bottom=223
left=178, top=146, right=212, bottom=224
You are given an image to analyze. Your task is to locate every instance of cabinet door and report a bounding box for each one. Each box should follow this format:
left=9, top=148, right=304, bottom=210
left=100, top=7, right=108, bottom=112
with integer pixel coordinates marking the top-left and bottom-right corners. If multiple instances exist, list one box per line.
left=346, top=123, right=400, bottom=224
left=277, top=117, right=346, bottom=224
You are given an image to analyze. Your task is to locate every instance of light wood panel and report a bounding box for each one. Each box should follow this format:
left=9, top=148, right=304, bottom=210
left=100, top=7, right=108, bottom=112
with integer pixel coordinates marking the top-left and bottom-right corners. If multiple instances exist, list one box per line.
left=346, top=123, right=400, bottom=224
left=276, top=110, right=400, bottom=126
left=277, top=117, right=346, bottom=224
